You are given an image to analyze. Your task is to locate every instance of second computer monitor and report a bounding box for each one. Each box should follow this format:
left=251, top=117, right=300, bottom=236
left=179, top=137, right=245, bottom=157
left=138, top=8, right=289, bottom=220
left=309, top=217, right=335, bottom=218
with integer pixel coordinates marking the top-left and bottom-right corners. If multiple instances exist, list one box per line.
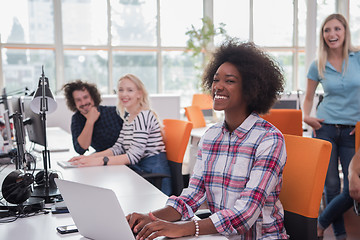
left=22, top=96, right=46, bottom=147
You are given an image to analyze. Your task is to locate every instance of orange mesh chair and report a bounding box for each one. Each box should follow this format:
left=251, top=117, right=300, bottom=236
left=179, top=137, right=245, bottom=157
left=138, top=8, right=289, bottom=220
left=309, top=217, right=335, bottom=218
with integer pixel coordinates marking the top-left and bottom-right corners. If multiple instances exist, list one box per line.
left=261, top=109, right=303, bottom=136
left=356, top=121, right=360, bottom=152
left=191, top=93, right=213, bottom=110
left=143, top=119, right=193, bottom=196
left=280, top=134, right=332, bottom=240
left=184, top=106, right=206, bottom=129
left=192, top=93, right=214, bottom=119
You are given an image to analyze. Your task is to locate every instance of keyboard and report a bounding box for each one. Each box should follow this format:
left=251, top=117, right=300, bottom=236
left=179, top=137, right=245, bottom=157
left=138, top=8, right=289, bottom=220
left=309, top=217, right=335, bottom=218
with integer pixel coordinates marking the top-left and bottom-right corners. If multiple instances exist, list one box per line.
left=57, top=160, right=78, bottom=168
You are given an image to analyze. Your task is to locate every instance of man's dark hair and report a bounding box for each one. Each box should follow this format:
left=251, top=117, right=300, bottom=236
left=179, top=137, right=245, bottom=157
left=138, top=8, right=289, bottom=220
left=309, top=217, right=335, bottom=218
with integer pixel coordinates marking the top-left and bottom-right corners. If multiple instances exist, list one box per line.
left=62, top=80, right=102, bottom=112
left=202, top=39, right=285, bottom=115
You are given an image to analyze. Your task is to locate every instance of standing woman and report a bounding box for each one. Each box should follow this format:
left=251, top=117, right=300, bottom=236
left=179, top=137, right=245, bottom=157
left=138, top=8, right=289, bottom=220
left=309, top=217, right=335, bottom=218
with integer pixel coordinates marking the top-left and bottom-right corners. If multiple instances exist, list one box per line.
left=303, top=13, right=360, bottom=239
left=69, top=74, right=172, bottom=196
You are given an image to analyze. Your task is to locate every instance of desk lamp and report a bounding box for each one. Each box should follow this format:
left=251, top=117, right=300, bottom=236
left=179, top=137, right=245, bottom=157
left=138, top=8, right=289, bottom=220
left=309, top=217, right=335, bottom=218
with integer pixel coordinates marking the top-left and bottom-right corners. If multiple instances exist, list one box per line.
left=29, top=66, right=59, bottom=203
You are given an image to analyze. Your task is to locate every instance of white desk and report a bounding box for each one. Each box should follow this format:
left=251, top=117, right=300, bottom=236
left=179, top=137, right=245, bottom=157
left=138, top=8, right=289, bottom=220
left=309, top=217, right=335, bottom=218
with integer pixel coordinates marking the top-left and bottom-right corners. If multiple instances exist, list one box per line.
left=0, top=127, right=229, bottom=240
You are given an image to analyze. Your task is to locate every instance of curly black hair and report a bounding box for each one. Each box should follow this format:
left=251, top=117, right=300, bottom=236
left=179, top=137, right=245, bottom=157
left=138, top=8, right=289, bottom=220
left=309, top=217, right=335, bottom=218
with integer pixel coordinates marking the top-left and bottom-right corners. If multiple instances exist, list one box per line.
left=62, top=80, right=102, bottom=112
left=202, top=39, right=284, bottom=115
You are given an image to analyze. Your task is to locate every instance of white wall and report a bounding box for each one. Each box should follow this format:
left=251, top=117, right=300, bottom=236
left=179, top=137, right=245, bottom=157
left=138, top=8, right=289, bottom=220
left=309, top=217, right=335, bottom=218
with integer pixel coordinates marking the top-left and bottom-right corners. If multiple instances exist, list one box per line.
left=46, top=94, right=181, bottom=133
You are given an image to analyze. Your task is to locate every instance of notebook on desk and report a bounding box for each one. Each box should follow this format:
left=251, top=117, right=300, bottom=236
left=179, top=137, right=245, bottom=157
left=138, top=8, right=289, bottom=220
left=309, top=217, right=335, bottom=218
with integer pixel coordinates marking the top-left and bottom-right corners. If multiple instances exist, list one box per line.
left=33, top=144, right=70, bottom=153
left=55, top=178, right=136, bottom=240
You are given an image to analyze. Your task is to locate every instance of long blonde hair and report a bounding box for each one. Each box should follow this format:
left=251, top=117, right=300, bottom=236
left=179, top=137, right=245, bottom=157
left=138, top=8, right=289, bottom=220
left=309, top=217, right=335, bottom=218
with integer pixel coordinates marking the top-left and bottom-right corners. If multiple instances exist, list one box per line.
left=317, top=13, right=358, bottom=78
left=117, top=74, right=150, bottom=118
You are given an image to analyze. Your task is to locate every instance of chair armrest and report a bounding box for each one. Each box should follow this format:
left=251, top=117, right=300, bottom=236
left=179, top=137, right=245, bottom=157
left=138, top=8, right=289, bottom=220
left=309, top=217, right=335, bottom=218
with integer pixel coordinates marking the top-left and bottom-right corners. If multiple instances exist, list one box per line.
left=141, top=173, right=171, bottom=179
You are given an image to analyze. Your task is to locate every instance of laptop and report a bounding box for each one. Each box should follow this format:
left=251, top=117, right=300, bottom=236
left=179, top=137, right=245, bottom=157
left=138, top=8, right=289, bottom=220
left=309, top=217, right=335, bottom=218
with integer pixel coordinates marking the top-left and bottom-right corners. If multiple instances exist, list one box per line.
left=54, top=178, right=135, bottom=240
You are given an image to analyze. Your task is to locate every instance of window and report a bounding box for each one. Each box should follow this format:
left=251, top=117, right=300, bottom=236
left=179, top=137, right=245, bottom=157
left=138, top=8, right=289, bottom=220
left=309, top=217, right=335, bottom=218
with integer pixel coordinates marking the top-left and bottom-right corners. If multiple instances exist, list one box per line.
left=62, top=0, right=108, bottom=45
left=0, top=0, right=55, bottom=93
left=269, top=51, right=294, bottom=90
left=160, top=0, right=203, bottom=47
left=2, top=48, right=56, bottom=93
left=112, top=51, right=157, bottom=93
left=162, top=51, right=200, bottom=107
left=64, top=50, right=108, bottom=93
left=253, top=0, right=294, bottom=47
left=0, top=0, right=353, bottom=107
left=0, top=0, right=54, bottom=44
left=213, top=0, right=250, bottom=43
left=350, top=0, right=360, bottom=46
left=111, top=0, right=157, bottom=46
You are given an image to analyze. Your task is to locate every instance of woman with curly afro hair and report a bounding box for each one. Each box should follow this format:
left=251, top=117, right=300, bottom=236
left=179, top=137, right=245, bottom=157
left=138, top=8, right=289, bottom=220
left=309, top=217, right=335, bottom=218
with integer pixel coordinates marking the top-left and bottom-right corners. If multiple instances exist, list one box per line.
left=202, top=39, right=284, bottom=116
left=127, top=39, right=288, bottom=239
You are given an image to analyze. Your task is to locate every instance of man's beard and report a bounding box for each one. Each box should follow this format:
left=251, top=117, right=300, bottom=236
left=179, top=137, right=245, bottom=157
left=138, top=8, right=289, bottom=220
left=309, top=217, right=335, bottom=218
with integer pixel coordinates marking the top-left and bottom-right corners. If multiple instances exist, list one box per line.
left=79, top=103, right=92, bottom=114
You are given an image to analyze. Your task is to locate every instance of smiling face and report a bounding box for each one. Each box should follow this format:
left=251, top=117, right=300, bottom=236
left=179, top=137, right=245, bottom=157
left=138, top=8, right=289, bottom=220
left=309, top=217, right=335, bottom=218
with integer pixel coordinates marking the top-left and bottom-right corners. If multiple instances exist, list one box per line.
left=322, top=18, right=345, bottom=50
left=212, top=62, right=247, bottom=116
left=118, top=78, right=142, bottom=113
left=73, top=89, right=95, bottom=115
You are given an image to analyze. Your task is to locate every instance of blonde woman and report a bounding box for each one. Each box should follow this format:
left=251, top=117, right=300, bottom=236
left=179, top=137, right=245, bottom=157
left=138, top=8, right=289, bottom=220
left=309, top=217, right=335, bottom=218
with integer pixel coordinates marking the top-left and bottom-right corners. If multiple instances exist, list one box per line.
left=69, top=74, right=172, bottom=195
left=303, top=14, right=360, bottom=240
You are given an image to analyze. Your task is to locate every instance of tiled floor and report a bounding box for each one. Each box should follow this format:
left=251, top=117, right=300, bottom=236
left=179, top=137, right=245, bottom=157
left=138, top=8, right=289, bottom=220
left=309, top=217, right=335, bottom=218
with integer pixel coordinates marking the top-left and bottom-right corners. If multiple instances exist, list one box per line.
left=323, top=208, right=360, bottom=240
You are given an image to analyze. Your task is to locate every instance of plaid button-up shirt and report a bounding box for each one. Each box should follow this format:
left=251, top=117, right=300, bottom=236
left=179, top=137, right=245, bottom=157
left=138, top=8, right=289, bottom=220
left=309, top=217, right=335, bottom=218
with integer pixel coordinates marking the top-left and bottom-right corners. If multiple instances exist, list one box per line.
left=167, top=113, right=288, bottom=239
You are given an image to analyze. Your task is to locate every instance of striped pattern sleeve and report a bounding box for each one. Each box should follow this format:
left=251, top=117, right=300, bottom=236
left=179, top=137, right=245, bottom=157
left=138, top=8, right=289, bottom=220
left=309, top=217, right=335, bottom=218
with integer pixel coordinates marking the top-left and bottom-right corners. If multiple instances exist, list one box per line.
left=110, top=110, right=165, bottom=164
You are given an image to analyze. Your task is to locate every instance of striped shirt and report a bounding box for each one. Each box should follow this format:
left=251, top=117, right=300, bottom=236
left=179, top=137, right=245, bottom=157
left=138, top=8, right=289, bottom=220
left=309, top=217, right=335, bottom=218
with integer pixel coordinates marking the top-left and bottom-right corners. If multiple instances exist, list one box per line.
left=110, top=110, right=165, bottom=165
left=166, top=113, right=288, bottom=239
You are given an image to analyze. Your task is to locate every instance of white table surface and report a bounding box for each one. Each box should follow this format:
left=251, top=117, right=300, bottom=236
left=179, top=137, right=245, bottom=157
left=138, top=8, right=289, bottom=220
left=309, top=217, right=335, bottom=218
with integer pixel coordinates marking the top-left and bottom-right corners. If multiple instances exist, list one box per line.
left=0, top=127, right=230, bottom=240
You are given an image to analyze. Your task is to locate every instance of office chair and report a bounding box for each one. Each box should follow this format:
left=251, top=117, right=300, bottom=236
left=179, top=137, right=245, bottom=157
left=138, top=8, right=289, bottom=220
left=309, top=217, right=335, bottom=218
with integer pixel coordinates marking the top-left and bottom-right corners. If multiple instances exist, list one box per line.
left=143, top=119, right=193, bottom=196
left=191, top=93, right=214, bottom=120
left=184, top=106, right=206, bottom=129
left=356, top=121, right=360, bottom=152
left=261, top=109, right=303, bottom=136
left=280, top=134, right=332, bottom=240
left=191, top=93, right=213, bottom=110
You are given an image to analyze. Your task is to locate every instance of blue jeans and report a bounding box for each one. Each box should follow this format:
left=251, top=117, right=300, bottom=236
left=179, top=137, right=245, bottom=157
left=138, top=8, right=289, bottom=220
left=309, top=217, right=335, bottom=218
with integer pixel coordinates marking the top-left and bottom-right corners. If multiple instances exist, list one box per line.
left=315, top=124, right=355, bottom=239
left=129, top=152, right=172, bottom=196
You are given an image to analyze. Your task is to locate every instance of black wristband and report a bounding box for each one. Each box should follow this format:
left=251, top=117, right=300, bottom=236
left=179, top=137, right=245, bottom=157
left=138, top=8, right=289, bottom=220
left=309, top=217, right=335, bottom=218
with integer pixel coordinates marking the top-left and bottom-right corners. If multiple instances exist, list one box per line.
left=103, top=156, right=109, bottom=166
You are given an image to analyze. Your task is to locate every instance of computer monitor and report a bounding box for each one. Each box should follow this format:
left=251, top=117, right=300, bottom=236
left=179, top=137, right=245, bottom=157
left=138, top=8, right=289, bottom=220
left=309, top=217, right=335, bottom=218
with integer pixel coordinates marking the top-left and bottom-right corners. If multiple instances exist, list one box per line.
left=2, top=110, right=13, bottom=148
left=272, top=99, right=298, bottom=109
left=10, top=96, right=23, bottom=116
left=0, top=93, right=13, bottom=147
left=201, top=109, right=213, bottom=118
left=0, top=111, right=14, bottom=164
left=8, top=96, right=27, bottom=145
left=0, top=96, right=13, bottom=146
left=22, top=96, right=46, bottom=147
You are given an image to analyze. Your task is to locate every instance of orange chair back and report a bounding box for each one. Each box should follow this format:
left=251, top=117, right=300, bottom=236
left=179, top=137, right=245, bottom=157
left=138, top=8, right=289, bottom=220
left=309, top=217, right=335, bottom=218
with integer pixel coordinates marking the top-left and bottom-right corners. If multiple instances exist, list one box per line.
left=356, top=122, right=360, bottom=152
left=261, top=109, right=303, bottom=136
left=163, top=119, right=193, bottom=163
left=184, top=106, right=206, bottom=128
left=191, top=93, right=213, bottom=110
left=280, top=134, right=331, bottom=218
